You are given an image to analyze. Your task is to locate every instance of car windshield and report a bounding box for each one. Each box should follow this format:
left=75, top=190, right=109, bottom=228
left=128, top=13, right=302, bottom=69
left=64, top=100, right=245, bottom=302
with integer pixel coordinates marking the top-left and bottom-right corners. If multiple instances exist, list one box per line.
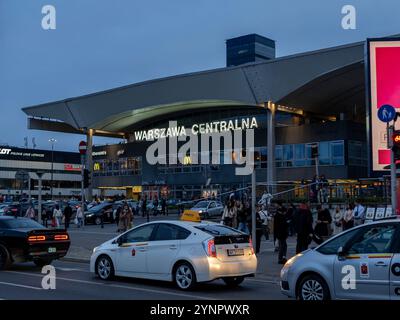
left=0, top=218, right=45, bottom=229
left=89, top=203, right=108, bottom=211
left=193, top=201, right=208, bottom=208
left=194, top=224, right=242, bottom=236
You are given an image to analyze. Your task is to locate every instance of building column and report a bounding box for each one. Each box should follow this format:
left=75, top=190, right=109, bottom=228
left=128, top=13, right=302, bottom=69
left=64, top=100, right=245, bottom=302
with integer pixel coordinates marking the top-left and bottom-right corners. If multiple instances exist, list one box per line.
left=86, top=128, right=94, bottom=201
left=266, top=101, right=276, bottom=195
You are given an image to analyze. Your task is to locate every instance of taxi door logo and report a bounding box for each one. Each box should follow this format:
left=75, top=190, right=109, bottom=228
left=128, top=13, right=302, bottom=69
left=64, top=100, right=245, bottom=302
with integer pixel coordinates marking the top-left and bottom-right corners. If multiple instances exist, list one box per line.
left=360, top=262, right=369, bottom=278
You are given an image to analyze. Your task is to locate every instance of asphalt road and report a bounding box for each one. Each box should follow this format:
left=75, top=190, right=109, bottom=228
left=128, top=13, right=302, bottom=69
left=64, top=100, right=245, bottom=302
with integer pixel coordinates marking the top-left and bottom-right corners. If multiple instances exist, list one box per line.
left=0, top=260, right=285, bottom=300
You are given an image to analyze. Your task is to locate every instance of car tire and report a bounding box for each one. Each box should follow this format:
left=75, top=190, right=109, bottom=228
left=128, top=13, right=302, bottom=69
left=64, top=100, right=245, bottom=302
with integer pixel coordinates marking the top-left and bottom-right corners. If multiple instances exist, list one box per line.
left=96, top=255, right=115, bottom=280
left=174, top=262, right=197, bottom=291
left=34, top=259, right=53, bottom=268
left=297, top=274, right=330, bottom=301
left=0, top=244, right=11, bottom=270
left=94, top=217, right=102, bottom=225
left=222, top=276, right=244, bottom=287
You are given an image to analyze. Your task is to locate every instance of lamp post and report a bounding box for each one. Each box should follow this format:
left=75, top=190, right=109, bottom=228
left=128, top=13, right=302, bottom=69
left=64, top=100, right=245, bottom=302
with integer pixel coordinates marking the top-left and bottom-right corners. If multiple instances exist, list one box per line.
left=49, top=138, right=56, bottom=200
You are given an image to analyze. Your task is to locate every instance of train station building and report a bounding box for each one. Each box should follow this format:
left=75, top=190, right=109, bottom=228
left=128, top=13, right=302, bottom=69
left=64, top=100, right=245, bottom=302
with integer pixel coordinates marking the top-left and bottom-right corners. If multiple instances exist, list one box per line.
left=21, top=34, right=396, bottom=202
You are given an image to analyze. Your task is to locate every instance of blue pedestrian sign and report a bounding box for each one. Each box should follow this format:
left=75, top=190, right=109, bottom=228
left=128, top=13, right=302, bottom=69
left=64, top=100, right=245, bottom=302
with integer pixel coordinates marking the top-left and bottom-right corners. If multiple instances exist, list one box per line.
left=378, top=104, right=396, bottom=123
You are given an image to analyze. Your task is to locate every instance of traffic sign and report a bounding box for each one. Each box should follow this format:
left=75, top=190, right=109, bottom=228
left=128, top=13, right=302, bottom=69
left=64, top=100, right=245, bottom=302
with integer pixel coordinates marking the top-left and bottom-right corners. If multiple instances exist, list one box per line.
left=79, top=141, right=87, bottom=155
left=378, top=104, right=396, bottom=123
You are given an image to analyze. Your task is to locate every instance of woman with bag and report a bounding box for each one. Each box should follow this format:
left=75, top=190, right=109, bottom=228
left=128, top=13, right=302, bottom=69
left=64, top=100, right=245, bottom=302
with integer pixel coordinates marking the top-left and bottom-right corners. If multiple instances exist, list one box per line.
left=221, top=199, right=236, bottom=228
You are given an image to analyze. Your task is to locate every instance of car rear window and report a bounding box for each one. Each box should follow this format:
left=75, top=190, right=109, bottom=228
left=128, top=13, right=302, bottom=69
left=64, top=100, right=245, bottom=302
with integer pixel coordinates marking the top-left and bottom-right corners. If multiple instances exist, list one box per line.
left=0, top=219, right=45, bottom=229
left=194, top=224, right=242, bottom=236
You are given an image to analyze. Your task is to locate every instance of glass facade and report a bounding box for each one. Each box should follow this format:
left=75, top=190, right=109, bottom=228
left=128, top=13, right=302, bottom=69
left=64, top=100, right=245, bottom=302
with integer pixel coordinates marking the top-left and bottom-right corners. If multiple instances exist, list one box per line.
left=93, top=157, right=142, bottom=177
left=348, top=140, right=368, bottom=167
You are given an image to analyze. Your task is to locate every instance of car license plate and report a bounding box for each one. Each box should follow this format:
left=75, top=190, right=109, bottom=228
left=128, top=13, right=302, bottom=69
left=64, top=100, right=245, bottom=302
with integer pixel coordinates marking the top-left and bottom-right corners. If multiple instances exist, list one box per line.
left=227, top=249, right=244, bottom=256
left=48, top=247, right=56, bottom=253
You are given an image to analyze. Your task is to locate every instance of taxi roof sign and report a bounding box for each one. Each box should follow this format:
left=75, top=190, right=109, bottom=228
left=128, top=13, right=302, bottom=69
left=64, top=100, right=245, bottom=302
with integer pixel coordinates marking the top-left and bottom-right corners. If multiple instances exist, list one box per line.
left=180, top=210, right=201, bottom=222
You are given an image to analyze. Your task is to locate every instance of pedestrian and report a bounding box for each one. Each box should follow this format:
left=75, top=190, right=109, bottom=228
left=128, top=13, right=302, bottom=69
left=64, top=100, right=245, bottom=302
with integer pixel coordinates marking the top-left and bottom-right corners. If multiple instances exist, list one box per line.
left=333, top=205, right=343, bottom=234
left=314, top=205, right=332, bottom=240
left=221, top=199, right=237, bottom=228
left=115, top=205, right=122, bottom=232
left=142, top=195, right=148, bottom=220
left=76, top=205, right=84, bottom=228
left=274, top=203, right=289, bottom=264
left=237, top=200, right=249, bottom=234
left=353, top=200, right=365, bottom=226
left=286, top=203, right=297, bottom=237
left=41, top=208, right=47, bottom=227
left=343, top=204, right=355, bottom=230
left=63, top=203, right=73, bottom=229
left=161, top=197, right=167, bottom=216
left=53, top=205, right=62, bottom=228
left=118, top=204, right=133, bottom=232
left=258, top=205, right=270, bottom=240
left=25, top=205, right=35, bottom=220
left=254, top=205, right=264, bottom=254
left=293, top=202, right=314, bottom=254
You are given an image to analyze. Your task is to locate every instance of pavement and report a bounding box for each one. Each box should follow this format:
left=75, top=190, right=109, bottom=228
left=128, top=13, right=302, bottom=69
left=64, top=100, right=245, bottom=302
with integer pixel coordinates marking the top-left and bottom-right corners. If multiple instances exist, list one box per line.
left=63, top=214, right=298, bottom=282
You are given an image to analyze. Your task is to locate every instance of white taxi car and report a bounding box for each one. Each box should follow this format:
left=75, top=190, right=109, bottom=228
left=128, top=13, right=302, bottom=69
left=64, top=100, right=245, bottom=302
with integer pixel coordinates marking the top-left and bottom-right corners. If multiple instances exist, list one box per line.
left=90, top=220, right=257, bottom=290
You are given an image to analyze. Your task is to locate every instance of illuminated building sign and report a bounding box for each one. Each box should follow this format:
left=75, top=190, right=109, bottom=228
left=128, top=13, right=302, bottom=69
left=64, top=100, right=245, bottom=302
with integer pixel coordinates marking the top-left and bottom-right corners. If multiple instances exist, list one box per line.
left=132, top=117, right=258, bottom=142
left=64, top=164, right=81, bottom=171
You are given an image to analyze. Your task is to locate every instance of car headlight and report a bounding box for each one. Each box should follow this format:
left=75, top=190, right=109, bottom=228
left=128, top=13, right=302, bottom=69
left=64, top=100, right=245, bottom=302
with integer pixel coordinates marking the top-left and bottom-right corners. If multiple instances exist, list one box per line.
left=86, top=213, right=94, bottom=217
left=198, top=210, right=203, bottom=214
left=283, top=253, right=303, bottom=268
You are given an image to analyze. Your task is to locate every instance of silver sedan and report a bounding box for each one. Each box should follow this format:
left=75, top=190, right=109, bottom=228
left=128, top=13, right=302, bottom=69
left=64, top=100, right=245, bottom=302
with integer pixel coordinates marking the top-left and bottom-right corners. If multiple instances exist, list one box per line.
left=281, top=219, right=400, bottom=300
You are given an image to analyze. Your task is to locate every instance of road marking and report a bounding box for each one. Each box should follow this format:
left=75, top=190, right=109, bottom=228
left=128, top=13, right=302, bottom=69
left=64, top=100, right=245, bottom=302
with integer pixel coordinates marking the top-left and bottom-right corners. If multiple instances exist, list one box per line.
left=247, top=278, right=280, bottom=285
left=0, top=281, right=42, bottom=290
left=5, top=271, right=216, bottom=300
left=56, top=267, right=88, bottom=272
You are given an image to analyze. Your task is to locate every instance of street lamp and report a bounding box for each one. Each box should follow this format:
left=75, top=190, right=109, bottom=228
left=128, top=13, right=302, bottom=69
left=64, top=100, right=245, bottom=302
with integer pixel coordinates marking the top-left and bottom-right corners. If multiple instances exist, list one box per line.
left=49, top=138, right=57, bottom=200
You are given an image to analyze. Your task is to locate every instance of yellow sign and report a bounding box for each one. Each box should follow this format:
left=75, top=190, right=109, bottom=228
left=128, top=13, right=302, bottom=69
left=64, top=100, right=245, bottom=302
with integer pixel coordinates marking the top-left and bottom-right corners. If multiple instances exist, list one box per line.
left=94, top=163, right=101, bottom=171
left=180, top=210, right=201, bottom=222
left=132, top=186, right=142, bottom=193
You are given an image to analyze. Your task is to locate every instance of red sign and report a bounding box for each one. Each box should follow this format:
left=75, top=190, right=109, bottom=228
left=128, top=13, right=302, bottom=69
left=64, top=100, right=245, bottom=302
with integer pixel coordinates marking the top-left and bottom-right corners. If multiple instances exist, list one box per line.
left=79, top=141, right=87, bottom=155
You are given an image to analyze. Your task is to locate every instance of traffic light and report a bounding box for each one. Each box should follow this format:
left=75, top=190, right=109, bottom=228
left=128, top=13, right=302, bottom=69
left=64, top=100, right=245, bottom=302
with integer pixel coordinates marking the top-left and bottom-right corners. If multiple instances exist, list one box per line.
left=83, top=169, right=91, bottom=188
left=392, top=131, right=400, bottom=161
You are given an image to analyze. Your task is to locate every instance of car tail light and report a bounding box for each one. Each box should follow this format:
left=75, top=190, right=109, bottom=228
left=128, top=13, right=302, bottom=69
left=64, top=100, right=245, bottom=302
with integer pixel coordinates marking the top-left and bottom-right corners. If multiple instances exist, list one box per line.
left=203, top=239, right=217, bottom=258
left=54, top=234, right=69, bottom=241
left=28, top=235, right=46, bottom=242
left=249, top=237, right=255, bottom=255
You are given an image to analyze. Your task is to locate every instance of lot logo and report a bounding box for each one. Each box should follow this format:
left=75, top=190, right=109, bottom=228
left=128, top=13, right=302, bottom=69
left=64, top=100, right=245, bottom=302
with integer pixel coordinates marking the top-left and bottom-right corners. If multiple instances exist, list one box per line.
left=145, top=121, right=255, bottom=176
left=341, top=265, right=356, bottom=290
left=41, top=265, right=56, bottom=290
left=0, top=148, right=11, bottom=155
left=341, top=5, right=356, bottom=30
left=41, top=5, right=56, bottom=30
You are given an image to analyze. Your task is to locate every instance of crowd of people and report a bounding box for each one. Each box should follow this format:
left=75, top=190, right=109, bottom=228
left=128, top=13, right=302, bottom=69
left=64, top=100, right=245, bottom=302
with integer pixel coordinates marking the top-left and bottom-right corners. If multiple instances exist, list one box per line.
left=219, top=194, right=367, bottom=264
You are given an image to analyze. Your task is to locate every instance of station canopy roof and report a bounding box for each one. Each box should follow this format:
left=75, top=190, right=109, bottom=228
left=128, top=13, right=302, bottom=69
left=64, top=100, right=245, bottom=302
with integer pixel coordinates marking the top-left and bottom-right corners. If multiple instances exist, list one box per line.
left=22, top=38, right=368, bottom=138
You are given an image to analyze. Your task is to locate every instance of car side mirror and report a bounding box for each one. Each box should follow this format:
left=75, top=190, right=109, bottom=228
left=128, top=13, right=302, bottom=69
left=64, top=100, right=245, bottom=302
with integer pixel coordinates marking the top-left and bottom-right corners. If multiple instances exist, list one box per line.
left=116, top=236, right=125, bottom=246
left=337, top=246, right=347, bottom=260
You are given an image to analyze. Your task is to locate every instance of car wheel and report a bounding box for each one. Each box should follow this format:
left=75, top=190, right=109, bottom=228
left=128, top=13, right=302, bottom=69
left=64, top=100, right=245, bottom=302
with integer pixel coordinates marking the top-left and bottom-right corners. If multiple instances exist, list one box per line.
left=0, top=245, right=11, bottom=270
left=174, top=262, right=196, bottom=290
left=94, top=217, right=102, bottom=225
left=297, top=274, right=330, bottom=301
left=34, top=259, right=53, bottom=267
left=223, top=276, right=244, bottom=287
left=96, top=255, right=114, bottom=280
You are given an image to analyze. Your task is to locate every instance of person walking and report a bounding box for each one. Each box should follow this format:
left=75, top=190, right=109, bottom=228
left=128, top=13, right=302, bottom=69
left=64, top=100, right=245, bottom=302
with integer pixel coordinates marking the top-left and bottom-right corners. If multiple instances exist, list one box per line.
left=286, top=203, right=297, bottom=237
left=343, top=204, right=355, bottom=230
left=115, top=205, right=122, bottom=232
left=76, top=205, right=84, bottom=228
left=294, top=202, right=314, bottom=254
left=63, top=203, right=73, bottom=229
left=333, top=205, right=343, bottom=235
left=258, top=205, right=270, bottom=240
left=254, top=206, right=264, bottom=254
left=237, top=200, right=249, bottom=234
left=314, top=205, right=332, bottom=240
left=53, top=205, right=62, bottom=228
left=353, top=201, right=365, bottom=226
left=25, top=205, right=35, bottom=220
left=221, top=199, right=237, bottom=228
left=161, top=197, right=167, bottom=216
left=274, top=204, right=289, bottom=264
left=41, top=208, right=48, bottom=227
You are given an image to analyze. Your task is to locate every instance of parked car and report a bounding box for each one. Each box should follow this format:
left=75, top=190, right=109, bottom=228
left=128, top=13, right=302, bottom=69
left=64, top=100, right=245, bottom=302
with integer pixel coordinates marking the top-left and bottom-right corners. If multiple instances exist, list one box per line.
left=281, top=218, right=400, bottom=300
left=189, top=201, right=224, bottom=219
left=90, top=221, right=257, bottom=290
left=84, top=202, right=114, bottom=225
left=0, top=216, right=70, bottom=269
